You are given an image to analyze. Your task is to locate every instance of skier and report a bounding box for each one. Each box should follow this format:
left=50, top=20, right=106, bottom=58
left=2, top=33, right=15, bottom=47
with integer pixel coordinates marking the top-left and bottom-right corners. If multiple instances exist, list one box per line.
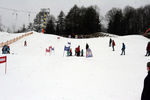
left=112, top=40, right=115, bottom=51
left=141, top=62, right=150, bottom=100
left=121, top=43, right=126, bottom=55
left=145, top=42, right=150, bottom=56
left=24, top=40, right=27, bottom=46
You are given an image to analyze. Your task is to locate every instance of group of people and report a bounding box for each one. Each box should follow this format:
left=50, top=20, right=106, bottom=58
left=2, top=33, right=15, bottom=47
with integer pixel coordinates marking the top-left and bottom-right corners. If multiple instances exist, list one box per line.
left=67, top=45, right=84, bottom=57
left=109, top=38, right=126, bottom=55
left=66, top=43, right=92, bottom=58
left=109, top=38, right=116, bottom=51
left=75, top=46, right=84, bottom=57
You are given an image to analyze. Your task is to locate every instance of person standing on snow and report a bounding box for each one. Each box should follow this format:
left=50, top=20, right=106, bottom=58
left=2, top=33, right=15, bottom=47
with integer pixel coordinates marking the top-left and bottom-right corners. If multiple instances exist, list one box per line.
left=81, top=49, right=84, bottom=56
left=121, top=43, right=126, bottom=55
left=109, top=38, right=112, bottom=47
left=76, top=45, right=80, bottom=56
left=24, top=40, right=27, bottom=46
left=86, top=43, right=89, bottom=50
left=112, top=40, right=115, bottom=51
left=141, top=62, right=150, bottom=100
left=70, top=48, right=72, bottom=56
left=145, top=42, right=150, bottom=56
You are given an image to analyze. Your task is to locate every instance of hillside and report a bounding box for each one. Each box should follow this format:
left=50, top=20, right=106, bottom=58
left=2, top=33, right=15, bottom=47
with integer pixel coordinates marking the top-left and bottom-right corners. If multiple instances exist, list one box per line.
left=0, top=31, right=150, bottom=100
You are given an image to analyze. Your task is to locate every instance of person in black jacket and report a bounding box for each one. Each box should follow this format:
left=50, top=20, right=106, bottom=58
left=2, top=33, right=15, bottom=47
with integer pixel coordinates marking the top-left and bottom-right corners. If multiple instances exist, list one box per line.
left=86, top=43, right=89, bottom=50
left=141, top=62, right=150, bottom=100
left=145, top=42, right=150, bottom=56
left=109, top=38, right=112, bottom=47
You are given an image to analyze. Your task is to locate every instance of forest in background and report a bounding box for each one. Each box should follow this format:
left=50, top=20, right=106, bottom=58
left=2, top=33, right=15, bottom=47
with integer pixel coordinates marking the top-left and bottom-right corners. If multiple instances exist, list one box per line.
left=1, top=4, right=150, bottom=36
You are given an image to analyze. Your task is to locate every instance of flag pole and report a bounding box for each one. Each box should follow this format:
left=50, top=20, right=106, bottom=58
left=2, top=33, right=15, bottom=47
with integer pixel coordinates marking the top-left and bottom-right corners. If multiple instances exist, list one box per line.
left=5, top=56, right=7, bottom=74
left=5, top=61, right=7, bottom=74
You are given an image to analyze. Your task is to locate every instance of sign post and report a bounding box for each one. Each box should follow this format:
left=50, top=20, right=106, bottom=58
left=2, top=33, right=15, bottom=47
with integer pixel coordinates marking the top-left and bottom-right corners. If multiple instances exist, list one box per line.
left=0, top=56, right=7, bottom=74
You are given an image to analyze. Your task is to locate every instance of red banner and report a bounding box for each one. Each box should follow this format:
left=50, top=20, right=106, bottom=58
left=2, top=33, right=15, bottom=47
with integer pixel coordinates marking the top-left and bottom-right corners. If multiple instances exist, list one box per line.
left=0, top=56, right=7, bottom=63
left=144, top=28, right=150, bottom=35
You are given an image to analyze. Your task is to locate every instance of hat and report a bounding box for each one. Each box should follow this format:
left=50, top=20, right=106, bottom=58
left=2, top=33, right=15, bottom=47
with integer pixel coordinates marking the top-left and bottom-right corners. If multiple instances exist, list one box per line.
left=147, top=62, right=150, bottom=68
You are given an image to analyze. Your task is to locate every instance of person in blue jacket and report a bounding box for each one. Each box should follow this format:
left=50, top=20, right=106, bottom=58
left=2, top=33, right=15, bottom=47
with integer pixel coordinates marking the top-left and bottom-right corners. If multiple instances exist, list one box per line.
left=121, top=43, right=125, bottom=55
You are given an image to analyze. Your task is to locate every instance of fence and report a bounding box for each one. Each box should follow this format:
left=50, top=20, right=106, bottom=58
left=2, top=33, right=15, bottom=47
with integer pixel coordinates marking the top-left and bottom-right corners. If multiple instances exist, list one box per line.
left=0, top=32, right=33, bottom=48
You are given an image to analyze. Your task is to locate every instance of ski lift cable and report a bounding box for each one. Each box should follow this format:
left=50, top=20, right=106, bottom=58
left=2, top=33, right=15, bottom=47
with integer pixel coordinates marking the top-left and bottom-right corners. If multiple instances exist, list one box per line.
left=0, top=6, right=38, bottom=14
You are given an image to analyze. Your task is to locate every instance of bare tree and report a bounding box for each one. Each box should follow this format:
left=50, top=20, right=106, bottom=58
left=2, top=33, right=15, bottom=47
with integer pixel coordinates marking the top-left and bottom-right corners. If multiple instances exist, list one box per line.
left=0, top=16, right=3, bottom=31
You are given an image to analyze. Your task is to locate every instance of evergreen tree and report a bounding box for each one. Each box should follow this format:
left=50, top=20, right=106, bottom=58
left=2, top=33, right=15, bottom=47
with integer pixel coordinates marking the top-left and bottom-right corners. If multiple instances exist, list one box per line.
left=0, top=16, right=3, bottom=31
left=106, top=8, right=123, bottom=35
left=123, top=6, right=136, bottom=35
left=27, top=22, right=34, bottom=31
left=33, top=12, right=43, bottom=32
left=45, top=15, right=56, bottom=34
left=65, top=5, right=101, bottom=35
left=143, top=5, right=150, bottom=32
left=65, top=5, right=80, bottom=35
left=56, top=11, right=65, bottom=35
left=82, top=6, right=101, bottom=34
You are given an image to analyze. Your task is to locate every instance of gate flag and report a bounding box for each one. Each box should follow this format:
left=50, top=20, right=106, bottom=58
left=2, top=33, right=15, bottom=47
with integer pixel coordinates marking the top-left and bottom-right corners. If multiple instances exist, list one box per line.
left=0, top=56, right=7, bottom=63
left=0, top=56, right=7, bottom=74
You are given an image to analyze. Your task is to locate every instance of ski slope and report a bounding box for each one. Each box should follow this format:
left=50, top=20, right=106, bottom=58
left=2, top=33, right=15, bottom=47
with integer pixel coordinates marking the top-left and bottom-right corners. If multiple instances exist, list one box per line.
left=0, top=31, right=149, bottom=100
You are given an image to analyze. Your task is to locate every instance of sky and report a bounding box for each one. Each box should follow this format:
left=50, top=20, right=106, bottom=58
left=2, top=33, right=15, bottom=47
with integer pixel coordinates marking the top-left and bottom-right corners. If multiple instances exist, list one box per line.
left=0, top=0, right=150, bottom=32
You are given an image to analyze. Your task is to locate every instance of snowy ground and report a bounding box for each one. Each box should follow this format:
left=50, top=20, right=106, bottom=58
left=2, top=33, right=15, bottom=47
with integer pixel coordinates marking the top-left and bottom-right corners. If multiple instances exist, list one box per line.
left=0, top=31, right=150, bottom=100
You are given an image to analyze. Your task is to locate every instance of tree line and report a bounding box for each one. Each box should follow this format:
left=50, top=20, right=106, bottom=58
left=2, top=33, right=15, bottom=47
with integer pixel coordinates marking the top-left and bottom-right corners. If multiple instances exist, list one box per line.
left=42, top=5, right=101, bottom=36
left=1, top=4, right=150, bottom=36
left=106, top=5, right=150, bottom=36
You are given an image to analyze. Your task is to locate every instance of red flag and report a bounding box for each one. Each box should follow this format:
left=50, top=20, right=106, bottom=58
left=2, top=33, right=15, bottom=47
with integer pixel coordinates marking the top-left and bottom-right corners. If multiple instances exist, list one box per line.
left=0, top=56, right=7, bottom=63
left=144, top=28, right=150, bottom=35
left=0, top=56, right=7, bottom=74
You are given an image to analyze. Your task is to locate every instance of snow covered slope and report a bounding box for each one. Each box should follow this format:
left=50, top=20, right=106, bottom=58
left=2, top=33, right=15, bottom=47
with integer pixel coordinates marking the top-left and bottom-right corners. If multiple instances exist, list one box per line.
left=0, top=31, right=149, bottom=100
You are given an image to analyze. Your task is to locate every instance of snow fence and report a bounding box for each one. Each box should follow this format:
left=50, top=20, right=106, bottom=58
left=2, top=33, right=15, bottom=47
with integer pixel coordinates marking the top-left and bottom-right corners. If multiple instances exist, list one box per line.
left=0, top=32, right=33, bottom=48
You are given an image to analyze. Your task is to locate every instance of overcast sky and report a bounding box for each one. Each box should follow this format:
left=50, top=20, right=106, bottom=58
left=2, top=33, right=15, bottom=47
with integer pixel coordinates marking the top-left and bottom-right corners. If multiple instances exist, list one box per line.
left=0, top=0, right=150, bottom=31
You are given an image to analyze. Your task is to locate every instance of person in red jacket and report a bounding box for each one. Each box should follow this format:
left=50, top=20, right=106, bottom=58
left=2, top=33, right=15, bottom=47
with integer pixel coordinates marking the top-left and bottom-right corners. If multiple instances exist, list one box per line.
left=145, top=42, right=150, bottom=56
left=112, top=40, right=115, bottom=51
left=24, top=40, right=27, bottom=46
left=76, top=45, right=80, bottom=56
